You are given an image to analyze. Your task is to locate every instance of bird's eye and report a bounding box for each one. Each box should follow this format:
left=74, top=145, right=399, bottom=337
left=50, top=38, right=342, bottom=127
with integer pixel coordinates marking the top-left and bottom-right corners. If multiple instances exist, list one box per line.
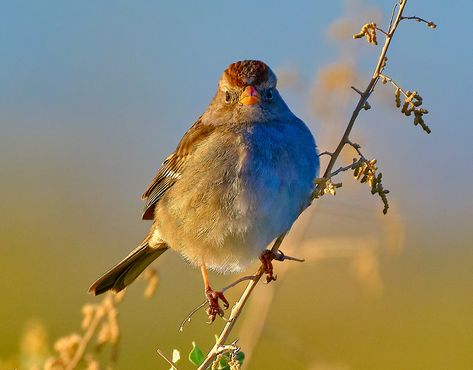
left=266, top=88, right=273, bottom=100
left=225, top=91, right=231, bottom=103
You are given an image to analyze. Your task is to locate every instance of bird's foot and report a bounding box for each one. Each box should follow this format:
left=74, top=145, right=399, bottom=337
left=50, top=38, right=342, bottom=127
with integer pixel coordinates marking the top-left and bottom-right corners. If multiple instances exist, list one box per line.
left=205, top=288, right=229, bottom=323
left=259, top=250, right=285, bottom=283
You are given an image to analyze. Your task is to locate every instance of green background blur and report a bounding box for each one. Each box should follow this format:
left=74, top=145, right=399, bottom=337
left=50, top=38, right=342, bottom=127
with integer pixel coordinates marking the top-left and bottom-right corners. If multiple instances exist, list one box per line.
left=1, top=1, right=472, bottom=369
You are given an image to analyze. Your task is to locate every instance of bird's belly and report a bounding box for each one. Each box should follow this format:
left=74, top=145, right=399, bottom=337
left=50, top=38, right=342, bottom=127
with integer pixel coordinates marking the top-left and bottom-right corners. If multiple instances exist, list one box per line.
left=154, top=164, right=313, bottom=274
left=153, top=124, right=318, bottom=273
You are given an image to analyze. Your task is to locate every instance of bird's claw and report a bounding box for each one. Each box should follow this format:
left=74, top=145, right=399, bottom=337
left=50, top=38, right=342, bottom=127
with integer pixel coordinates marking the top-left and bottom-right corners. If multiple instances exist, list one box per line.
left=260, top=250, right=284, bottom=283
left=205, top=288, right=229, bottom=323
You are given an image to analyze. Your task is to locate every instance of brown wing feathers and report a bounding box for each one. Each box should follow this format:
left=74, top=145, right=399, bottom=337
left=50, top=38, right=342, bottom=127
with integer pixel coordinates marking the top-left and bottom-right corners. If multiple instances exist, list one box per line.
left=141, top=118, right=214, bottom=220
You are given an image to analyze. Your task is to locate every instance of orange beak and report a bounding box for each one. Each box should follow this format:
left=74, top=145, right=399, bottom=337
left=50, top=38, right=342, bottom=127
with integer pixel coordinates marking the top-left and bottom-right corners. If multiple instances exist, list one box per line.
left=239, top=85, right=260, bottom=105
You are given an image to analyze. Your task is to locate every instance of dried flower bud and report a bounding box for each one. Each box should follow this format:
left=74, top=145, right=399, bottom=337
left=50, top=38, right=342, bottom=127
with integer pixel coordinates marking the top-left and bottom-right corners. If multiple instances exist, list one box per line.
left=54, top=334, right=81, bottom=364
left=353, top=22, right=378, bottom=45
left=395, top=88, right=401, bottom=107
left=401, top=101, right=409, bottom=114
left=143, top=268, right=160, bottom=299
left=81, top=304, right=97, bottom=330
left=381, top=56, right=387, bottom=69
left=44, top=358, right=64, bottom=370
left=85, top=357, right=100, bottom=370
left=114, top=290, right=126, bottom=304
left=97, top=323, right=110, bottom=346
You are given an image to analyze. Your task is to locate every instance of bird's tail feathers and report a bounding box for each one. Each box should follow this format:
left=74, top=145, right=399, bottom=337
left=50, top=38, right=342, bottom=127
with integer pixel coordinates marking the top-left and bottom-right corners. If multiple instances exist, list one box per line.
left=89, top=238, right=168, bottom=296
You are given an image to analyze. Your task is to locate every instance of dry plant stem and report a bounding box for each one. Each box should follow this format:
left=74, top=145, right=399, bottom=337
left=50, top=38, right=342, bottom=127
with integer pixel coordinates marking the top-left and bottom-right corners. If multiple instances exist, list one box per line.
left=196, top=233, right=286, bottom=370
left=198, top=1, right=408, bottom=368
left=65, top=305, right=105, bottom=370
left=323, top=0, right=407, bottom=179
left=389, top=3, right=398, bottom=31
left=222, top=275, right=257, bottom=293
left=347, top=140, right=367, bottom=161
left=329, top=158, right=364, bottom=178
left=179, top=301, right=207, bottom=332
left=401, top=15, right=435, bottom=27
left=379, top=73, right=409, bottom=98
left=376, top=27, right=389, bottom=36
left=157, top=349, right=179, bottom=370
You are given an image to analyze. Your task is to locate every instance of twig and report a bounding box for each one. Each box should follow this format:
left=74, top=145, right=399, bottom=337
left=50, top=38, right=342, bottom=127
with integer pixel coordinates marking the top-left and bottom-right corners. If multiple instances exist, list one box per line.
left=346, top=140, right=367, bottom=160
left=157, top=348, right=180, bottom=370
left=351, top=86, right=364, bottom=96
left=376, top=27, right=389, bottom=36
left=198, top=1, right=409, bottom=368
left=388, top=2, right=398, bottom=32
left=401, top=15, right=437, bottom=28
left=222, top=275, right=257, bottom=293
left=329, top=158, right=363, bottom=178
left=65, top=299, right=107, bottom=370
left=323, top=0, right=407, bottom=179
left=197, top=233, right=286, bottom=370
left=379, top=73, right=409, bottom=98
left=178, top=301, right=207, bottom=332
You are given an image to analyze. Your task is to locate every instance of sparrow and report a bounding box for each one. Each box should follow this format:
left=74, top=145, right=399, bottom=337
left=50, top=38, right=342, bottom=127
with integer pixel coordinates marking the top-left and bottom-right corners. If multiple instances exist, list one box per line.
left=89, top=60, right=319, bottom=321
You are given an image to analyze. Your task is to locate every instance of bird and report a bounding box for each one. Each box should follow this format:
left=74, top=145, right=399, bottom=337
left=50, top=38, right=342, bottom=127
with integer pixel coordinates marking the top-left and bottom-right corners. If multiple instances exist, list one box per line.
left=89, top=60, right=319, bottom=321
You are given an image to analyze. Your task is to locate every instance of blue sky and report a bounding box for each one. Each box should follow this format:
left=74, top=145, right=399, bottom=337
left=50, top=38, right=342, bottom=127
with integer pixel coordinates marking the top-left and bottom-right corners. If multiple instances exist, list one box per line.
left=1, top=0, right=472, bottom=235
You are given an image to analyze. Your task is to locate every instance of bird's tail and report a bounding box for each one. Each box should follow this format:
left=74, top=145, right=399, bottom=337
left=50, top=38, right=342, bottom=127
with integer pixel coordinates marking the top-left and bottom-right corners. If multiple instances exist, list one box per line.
left=89, top=237, right=168, bottom=295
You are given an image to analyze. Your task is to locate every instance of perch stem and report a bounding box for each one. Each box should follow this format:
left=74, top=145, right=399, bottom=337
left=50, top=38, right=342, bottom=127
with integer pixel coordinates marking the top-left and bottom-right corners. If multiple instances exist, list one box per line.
left=197, top=1, right=408, bottom=368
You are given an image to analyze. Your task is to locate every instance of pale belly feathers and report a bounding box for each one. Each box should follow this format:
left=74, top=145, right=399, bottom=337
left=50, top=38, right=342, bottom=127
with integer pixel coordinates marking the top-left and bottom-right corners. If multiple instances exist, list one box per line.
left=151, top=120, right=318, bottom=273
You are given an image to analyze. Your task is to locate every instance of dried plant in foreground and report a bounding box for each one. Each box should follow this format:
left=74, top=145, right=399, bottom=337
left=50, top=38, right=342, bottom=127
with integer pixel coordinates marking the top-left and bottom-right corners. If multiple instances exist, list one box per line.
left=181, top=1, right=436, bottom=369
left=41, top=268, right=158, bottom=370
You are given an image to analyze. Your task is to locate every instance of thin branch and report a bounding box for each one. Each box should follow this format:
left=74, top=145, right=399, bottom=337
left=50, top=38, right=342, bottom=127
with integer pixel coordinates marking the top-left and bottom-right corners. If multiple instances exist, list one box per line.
left=401, top=15, right=437, bottom=28
left=379, top=73, right=409, bottom=98
left=376, top=27, right=389, bottom=36
left=157, top=349, right=180, bottom=370
left=323, top=0, right=407, bottom=179
left=197, top=1, right=409, bottom=368
left=329, top=159, right=363, bottom=178
left=65, top=299, right=107, bottom=370
left=351, top=86, right=364, bottom=96
left=388, top=2, right=398, bottom=32
left=178, top=301, right=207, bottom=332
left=222, top=275, right=257, bottom=293
left=197, top=233, right=286, bottom=370
left=318, top=151, right=333, bottom=157
left=346, top=140, right=367, bottom=160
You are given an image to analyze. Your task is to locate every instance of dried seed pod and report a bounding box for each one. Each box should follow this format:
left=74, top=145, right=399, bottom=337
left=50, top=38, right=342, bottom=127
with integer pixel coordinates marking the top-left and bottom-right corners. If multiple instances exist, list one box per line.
left=406, top=91, right=417, bottom=103
left=81, top=304, right=97, bottom=330
left=395, top=88, right=401, bottom=107
left=381, top=56, right=387, bottom=69
left=401, top=101, right=409, bottom=114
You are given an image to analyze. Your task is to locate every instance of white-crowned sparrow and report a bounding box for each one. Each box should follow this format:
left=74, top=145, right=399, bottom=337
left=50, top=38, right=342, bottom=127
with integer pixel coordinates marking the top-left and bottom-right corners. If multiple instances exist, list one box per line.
left=89, top=60, right=319, bottom=321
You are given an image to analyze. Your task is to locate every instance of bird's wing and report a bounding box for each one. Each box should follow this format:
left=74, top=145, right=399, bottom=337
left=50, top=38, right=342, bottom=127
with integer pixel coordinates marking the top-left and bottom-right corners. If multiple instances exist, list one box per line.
left=141, top=117, right=215, bottom=220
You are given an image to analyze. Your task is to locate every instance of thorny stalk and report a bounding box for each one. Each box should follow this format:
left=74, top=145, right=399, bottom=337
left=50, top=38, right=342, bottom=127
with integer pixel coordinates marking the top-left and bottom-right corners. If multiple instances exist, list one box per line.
left=197, top=1, right=414, bottom=368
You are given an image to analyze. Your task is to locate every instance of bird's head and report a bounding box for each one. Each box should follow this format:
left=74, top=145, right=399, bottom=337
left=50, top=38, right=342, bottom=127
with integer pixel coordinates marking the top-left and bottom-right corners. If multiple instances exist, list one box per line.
left=207, top=60, right=289, bottom=123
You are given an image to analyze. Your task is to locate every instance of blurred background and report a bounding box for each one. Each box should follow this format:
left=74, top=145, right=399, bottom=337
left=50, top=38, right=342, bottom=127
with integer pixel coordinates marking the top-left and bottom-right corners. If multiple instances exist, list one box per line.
left=1, top=0, right=472, bottom=369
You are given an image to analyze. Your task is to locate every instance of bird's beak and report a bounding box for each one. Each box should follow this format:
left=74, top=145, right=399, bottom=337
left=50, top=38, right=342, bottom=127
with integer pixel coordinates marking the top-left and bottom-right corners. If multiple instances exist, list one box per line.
left=239, top=85, right=260, bottom=105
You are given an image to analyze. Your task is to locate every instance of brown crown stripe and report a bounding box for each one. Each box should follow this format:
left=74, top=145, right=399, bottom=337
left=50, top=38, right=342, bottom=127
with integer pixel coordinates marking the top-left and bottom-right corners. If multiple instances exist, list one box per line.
left=224, top=60, right=269, bottom=87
